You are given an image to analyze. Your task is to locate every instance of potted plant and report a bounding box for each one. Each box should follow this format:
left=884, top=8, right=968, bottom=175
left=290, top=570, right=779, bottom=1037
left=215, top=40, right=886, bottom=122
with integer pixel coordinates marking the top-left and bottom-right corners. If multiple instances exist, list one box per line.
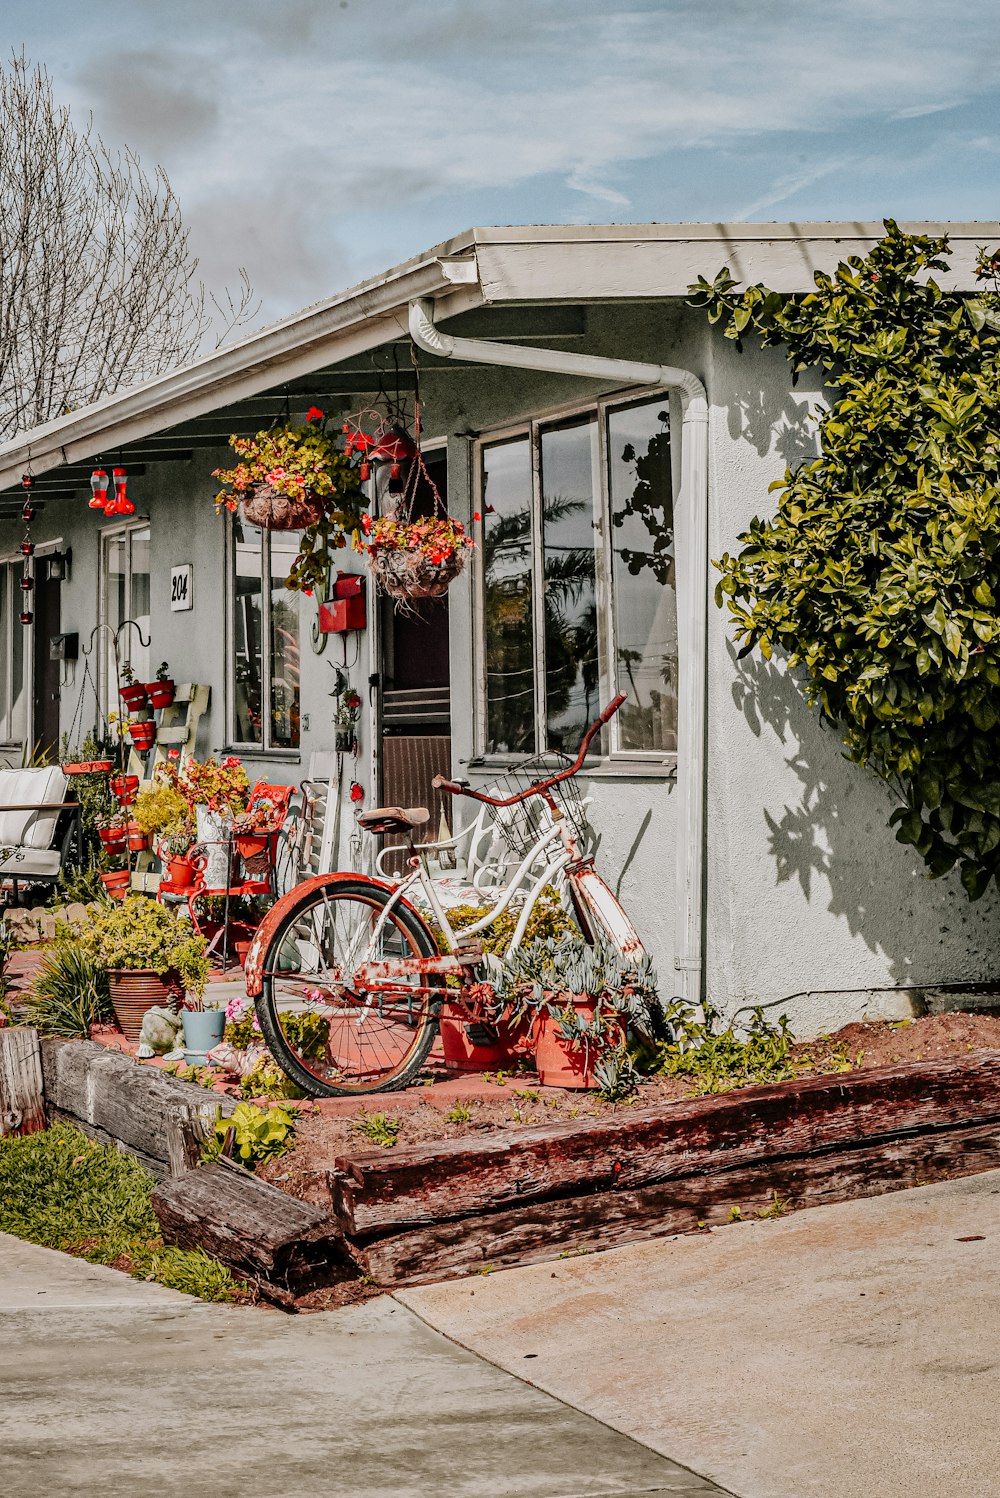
left=126, top=820, right=148, bottom=852
left=146, top=661, right=175, bottom=711
left=479, top=935, right=661, bottom=1093
left=118, top=662, right=148, bottom=712
left=181, top=996, right=226, bottom=1065
left=127, top=717, right=156, bottom=752
left=99, top=868, right=131, bottom=897
left=212, top=410, right=365, bottom=594
left=232, top=798, right=278, bottom=864
left=161, top=756, right=252, bottom=887
left=157, top=823, right=197, bottom=888
left=360, top=511, right=474, bottom=601
left=110, top=773, right=139, bottom=804
left=77, top=896, right=209, bottom=1042
left=95, top=809, right=129, bottom=856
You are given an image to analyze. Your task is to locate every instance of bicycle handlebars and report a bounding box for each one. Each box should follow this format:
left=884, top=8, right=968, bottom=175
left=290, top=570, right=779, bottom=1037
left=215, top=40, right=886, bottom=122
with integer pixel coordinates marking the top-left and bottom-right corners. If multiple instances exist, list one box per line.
left=432, top=692, right=626, bottom=809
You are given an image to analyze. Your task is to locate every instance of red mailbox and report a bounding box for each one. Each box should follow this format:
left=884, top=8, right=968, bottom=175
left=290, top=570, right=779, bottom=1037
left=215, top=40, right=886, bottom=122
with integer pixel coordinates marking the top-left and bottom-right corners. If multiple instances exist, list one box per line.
left=318, top=572, right=366, bottom=632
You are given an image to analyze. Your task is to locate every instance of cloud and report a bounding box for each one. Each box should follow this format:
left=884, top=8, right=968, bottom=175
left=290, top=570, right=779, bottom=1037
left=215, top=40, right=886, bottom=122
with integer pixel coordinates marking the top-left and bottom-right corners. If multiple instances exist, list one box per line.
left=76, top=47, right=219, bottom=156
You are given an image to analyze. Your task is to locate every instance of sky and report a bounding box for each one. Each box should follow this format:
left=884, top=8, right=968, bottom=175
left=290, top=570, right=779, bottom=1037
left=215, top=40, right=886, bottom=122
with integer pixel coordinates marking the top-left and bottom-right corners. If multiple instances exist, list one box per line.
left=6, top=0, right=1000, bottom=327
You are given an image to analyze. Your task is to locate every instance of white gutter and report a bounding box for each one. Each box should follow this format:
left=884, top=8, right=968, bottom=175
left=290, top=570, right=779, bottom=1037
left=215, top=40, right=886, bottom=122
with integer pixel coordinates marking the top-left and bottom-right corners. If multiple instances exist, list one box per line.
left=409, top=298, right=709, bottom=1010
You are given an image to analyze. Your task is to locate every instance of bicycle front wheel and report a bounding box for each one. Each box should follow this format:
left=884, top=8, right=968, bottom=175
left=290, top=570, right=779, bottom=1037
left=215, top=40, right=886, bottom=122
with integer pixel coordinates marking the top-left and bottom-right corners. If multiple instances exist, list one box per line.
left=255, top=877, right=442, bottom=1097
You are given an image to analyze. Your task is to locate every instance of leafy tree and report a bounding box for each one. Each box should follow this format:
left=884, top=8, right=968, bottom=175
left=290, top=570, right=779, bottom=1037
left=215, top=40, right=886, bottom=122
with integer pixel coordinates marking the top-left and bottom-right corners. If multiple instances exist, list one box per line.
left=689, top=221, right=1000, bottom=899
left=0, top=52, right=254, bottom=441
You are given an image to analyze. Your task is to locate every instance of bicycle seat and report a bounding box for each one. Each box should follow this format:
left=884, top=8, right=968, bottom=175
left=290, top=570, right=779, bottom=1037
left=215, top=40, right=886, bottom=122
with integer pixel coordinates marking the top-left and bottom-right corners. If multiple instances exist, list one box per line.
left=356, top=805, right=431, bottom=837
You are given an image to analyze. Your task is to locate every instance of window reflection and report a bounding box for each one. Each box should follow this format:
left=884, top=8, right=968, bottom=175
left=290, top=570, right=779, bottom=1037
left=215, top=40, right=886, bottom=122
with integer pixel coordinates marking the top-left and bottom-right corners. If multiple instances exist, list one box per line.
left=482, top=438, right=535, bottom=753
left=269, top=532, right=300, bottom=749
left=233, top=520, right=263, bottom=744
left=540, top=418, right=599, bottom=751
left=608, top=401, right=677, bottom=753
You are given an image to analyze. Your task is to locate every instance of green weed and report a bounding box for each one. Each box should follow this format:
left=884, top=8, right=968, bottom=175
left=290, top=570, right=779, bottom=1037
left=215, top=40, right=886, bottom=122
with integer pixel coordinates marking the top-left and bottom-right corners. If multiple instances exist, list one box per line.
left=444, top=1102, right=473, bottom=1125
left=352, top=1112, right=402, bottom=1149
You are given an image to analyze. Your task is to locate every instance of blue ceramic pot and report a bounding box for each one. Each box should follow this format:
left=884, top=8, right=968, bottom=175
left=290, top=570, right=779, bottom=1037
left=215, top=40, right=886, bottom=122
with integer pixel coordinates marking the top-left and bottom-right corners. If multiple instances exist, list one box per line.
left=183, top=1007, right=225, bottom=1064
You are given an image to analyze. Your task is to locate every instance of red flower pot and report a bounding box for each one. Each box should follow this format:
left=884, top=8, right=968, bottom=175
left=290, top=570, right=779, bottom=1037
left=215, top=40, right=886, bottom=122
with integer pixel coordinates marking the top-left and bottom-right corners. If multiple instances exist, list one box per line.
left=99, top=869, right=131, bottom=898
left=128, top=721, right=156, bottom=751
left=439, top=1011, right=531, bottom=1073
left=146, top=679, right=175, bottom=710
left=119, top=683, right=148, bottom=711
left=127, top=821, right=149, bottom=852
left=531, top=1003, right=621, bottom=1090
left=165, top=854, right=195, bottom=888
left=234, top=832, right=269, bottom=860
left=110, top=774, right=139, bottom=804
left=98, top=827, right=128, bottom=855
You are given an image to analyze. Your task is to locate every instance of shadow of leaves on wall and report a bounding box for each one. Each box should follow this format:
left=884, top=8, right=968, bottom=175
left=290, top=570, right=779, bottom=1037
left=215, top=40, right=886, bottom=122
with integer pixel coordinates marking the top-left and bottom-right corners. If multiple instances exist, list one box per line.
left=725, top=638, right=998, bottom=984
left=725, top=387, right=818, bottom=464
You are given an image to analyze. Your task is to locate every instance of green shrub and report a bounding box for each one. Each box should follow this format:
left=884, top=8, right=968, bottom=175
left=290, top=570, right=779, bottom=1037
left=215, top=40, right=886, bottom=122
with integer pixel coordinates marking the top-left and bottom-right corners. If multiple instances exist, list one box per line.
left=77, top=896, right=209, bottom=997
left=690, top=221, right=1000, bottom=899
left=0, top=1122, right=244, bottom=1301
left=21, top=943, right=112, bottom=1037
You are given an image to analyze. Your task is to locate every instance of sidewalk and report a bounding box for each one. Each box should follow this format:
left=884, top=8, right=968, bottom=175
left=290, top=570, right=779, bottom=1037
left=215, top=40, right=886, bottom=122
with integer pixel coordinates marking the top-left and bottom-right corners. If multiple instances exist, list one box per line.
left=400, top=1170, right=1000, bottom=1498
left=0, top=1233, right=722, bottom=1498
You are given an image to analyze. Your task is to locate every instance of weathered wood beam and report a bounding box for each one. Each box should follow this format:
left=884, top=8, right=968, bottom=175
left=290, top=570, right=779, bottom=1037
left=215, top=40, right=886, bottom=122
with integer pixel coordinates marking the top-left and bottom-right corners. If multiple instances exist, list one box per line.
left=0, top=1027, right=45, bottom=1135
left=331, top=1051, right=1000, bottom=1235
left=151, top=1161, right=354, bottom=1306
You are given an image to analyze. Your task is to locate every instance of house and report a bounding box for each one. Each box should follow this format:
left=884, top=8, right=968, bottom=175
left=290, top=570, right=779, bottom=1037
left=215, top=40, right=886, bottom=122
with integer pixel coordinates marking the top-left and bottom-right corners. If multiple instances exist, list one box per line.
left=0, top=220, right=997, bottom=1033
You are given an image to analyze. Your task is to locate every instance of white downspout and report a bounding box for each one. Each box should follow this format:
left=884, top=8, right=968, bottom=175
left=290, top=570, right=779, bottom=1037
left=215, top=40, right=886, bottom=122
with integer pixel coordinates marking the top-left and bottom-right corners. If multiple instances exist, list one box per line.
left=408, top=299, right=709, bottom=1010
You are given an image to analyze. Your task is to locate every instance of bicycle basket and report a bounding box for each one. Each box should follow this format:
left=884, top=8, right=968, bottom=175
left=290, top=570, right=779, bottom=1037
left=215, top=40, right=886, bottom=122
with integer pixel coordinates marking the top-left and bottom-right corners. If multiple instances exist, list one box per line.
left=487, top=752, right=590, bottom=862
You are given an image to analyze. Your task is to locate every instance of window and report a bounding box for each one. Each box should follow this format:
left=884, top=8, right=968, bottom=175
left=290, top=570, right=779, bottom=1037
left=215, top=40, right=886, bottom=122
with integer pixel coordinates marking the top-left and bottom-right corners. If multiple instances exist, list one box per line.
left=101, top=523, right=150, bottom=714
left=0, top=558, right=28, bottom=744
left=479, top=394, right=677, bottom=761
left=229, top=518, right=301, bottom=751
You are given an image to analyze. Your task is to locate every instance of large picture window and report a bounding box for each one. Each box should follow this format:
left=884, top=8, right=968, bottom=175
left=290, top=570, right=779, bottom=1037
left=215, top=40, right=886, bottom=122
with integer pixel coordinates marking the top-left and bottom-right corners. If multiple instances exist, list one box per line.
left=479, top=393, right=677, bottom=761
left=0, top=558, right=28, bottom=745
left=229, top=518, right=301, bottom=751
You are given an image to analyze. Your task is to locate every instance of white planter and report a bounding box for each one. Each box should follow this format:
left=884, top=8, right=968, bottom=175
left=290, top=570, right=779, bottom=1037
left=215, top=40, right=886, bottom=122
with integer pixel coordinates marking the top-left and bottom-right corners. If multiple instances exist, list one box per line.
left=195, top=804, right=232, bottom=890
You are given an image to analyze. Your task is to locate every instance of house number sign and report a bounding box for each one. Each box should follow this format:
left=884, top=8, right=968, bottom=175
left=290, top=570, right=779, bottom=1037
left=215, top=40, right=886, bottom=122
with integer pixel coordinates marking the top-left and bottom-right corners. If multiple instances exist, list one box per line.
left=170, top=564, right=193, bottom=612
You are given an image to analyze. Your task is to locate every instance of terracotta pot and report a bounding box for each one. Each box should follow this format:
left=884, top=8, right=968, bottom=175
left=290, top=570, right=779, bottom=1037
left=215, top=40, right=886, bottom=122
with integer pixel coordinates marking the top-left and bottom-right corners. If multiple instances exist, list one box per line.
left=531, top=1002, right=621, bottom=1090
left=234, top=832, right=269, bottom=860
left=110, top=774, right=139, bottom=803
left=146, top=680, right=175, bottom=710
left=108, top=968, right=178, bottom=1042
left=439, top=1011, right=531, bottom=1073
left=127, top=821, right=148, bottom=851
left=165, top=854, right=195, bottom=888
left=99, top=869, right=131, bottom=898
left=119, top=683, right=148, bottom=711
left=233, top=939, right=252, bottom=969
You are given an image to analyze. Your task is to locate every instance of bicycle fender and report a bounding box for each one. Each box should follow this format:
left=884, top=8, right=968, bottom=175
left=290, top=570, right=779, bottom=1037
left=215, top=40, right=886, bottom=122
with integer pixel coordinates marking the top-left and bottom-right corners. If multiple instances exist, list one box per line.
left=243, top=872, right=437, bottom=996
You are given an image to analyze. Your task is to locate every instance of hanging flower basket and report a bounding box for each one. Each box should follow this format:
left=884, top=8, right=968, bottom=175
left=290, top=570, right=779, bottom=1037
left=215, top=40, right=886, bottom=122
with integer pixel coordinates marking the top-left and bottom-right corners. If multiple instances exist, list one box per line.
left=240, top=483, right=325, bottom=532
left=63, top=759, right=113, bottom=776
left=362, top=512, right=473, bottom=603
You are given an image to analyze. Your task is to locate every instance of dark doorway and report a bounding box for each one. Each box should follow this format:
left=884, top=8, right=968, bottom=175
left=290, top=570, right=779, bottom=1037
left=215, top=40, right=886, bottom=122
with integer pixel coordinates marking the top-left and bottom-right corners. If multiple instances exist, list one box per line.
left=379, top=452, right=452, bottom=833
left=31, top=568, right=61, bottom=760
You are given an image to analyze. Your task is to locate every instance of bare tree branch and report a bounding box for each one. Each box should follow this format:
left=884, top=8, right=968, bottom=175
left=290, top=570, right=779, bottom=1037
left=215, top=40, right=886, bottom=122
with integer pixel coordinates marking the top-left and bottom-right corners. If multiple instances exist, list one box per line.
left=0, top=51, right=257, bottom=442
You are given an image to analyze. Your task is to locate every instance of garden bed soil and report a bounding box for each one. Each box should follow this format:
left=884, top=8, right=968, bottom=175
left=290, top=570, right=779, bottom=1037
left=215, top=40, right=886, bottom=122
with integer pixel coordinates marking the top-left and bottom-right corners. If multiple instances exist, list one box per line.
left=260, top=1012, right=1000, bottom=1193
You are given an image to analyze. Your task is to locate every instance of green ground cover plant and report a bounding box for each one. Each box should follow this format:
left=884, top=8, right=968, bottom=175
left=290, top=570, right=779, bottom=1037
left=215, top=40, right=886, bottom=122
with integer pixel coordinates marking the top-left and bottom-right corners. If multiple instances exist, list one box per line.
left=657, top=1001, right=798, bottom=1095
left=690, top=222, right=1000, bottom=899
left=200, top=1101, right=297, bottom=1169
left=0, top=1122, right=245, bottom=1301
left=20, top=942, right=112, bottom=1037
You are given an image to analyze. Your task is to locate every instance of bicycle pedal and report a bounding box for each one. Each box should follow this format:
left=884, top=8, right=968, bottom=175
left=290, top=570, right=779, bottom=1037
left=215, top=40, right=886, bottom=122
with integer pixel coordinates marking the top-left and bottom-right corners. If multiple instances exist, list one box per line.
left=465, top=1022, right=499, bottom=1047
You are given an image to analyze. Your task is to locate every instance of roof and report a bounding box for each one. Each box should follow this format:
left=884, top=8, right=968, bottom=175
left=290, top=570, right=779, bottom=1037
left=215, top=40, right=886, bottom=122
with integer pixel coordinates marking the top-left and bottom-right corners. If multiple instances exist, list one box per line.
left=1, top=219, right=997, bottom=498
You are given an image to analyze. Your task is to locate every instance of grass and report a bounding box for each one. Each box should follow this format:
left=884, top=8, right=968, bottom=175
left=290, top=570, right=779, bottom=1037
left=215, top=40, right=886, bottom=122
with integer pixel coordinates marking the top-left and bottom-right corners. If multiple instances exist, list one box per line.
left=444, top=1102, right=473, bottom=1124
left=351, top=1112, right=402, bottom=1149
left=0, top=1122, right=247, bottom=1302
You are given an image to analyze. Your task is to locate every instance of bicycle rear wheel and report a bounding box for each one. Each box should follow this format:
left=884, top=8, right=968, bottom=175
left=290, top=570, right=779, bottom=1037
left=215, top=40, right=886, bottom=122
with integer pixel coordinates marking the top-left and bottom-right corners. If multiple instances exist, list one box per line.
left=255, top=877, right=442, bottom=1097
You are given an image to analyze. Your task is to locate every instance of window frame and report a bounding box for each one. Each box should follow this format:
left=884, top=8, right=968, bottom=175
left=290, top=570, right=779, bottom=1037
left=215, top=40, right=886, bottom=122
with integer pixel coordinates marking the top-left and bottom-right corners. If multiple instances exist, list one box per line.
left=473, top=385, right=678, bottom=773
left=225, top=516, right=303, bottom=758
left=0, top=551, right=29, bottom=749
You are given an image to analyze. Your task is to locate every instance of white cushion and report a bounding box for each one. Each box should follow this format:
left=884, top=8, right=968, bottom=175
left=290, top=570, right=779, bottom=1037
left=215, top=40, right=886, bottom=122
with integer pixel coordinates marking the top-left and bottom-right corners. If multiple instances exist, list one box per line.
left=0, top=767, right=68, bottom=850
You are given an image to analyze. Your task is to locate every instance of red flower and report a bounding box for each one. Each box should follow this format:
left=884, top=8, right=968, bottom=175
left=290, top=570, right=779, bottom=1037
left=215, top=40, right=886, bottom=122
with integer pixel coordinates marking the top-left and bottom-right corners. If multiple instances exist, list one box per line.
left=361, top=513, right=372, bottom=534
left=306, top=406, right=324, bottom=422
left=350, top=781, right=364, bottom=803
left=473, top=512, right=481, bottom=522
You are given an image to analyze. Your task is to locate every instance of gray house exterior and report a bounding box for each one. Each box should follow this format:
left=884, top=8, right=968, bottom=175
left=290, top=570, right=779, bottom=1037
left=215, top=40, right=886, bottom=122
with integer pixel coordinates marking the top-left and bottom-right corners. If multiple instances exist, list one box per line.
left=0, top=221, right=997, bottom=1034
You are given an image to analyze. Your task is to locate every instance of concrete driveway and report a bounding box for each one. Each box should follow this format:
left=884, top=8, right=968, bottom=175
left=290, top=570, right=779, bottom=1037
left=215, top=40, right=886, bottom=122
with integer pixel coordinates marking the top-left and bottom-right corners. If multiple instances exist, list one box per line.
left=0, top=1233, right=719, bottom=1498
left=400, top=1171, right=1000, bottom=1498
